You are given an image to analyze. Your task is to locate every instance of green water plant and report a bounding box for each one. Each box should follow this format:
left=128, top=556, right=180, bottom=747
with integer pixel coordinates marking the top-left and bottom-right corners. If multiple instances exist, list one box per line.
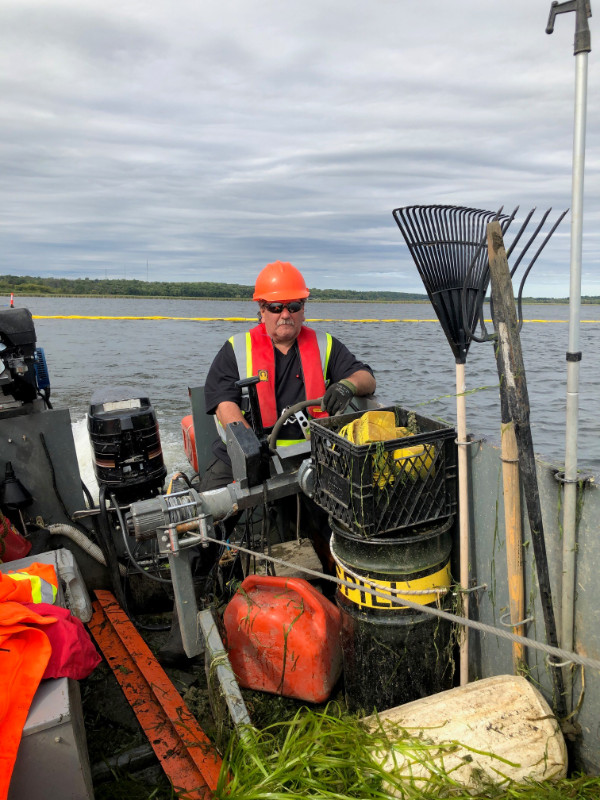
left=214, top=707, right=600, bottom=800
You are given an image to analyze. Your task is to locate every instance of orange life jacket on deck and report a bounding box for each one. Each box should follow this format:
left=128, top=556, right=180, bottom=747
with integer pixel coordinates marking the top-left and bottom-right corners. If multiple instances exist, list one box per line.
left=0, top=562, right=58, bottom=605
left=0, top=564, right=59, bottom=798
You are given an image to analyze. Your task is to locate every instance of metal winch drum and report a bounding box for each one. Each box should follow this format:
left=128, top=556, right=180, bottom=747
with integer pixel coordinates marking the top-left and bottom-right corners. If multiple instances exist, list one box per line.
left=331, top=517, right=455, bottom=713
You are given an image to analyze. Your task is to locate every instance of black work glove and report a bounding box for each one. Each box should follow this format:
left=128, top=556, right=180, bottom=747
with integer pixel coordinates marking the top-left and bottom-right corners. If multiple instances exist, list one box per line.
left=321, top=379, right=356, bottom=416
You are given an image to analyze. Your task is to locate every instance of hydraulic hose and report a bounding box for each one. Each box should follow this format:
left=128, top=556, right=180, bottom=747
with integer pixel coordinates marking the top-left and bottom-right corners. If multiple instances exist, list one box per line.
left=47, top=523, right=127, bottom=576
left=97, top=485, right=128, bottom=610
left=267, top=397, right=323, bottom=452
left=81, top=479, right=96, bottom=510
left=109, top=493, right=172, bottom=585
left=55, top=494, right=170, bottom=631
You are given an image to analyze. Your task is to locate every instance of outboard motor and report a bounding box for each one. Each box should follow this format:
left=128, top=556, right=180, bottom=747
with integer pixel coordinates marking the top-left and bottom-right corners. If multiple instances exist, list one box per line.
left=87, top=386, right=167, bottom=503
left=0, top=307, right=51, bottom=416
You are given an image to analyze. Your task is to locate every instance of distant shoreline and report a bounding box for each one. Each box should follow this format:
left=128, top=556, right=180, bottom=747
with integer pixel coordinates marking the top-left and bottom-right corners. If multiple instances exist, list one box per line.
left=1, top=276, right=593, bottom=303
left=5, top=293, right=584, bottom=304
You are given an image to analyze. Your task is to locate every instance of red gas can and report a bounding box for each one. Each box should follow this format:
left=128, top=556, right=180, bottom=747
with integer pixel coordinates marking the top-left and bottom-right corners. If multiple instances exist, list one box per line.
left=224, top=575, right=343, bottom=703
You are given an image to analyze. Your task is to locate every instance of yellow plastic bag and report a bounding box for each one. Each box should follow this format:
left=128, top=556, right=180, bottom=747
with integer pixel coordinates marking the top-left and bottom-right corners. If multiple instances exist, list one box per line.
left=391, top=443, right=435, bottom=480
left=339, top=411, right=434, bottom=486
left=340, top=411, right=397, bottom=444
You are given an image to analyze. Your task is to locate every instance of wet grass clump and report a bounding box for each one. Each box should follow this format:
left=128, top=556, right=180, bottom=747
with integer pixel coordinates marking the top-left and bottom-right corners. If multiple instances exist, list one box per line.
left=214, top=706, right=600, bottom=800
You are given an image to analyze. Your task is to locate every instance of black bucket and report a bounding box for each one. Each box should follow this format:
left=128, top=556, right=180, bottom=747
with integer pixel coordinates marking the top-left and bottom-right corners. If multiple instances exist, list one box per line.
left=331, top=517, right=455, bottom=713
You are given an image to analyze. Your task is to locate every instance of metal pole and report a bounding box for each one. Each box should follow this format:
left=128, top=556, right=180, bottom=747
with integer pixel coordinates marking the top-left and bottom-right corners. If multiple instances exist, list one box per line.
left=456, top=361, right=470, bottom=686
left=546, top=0, right=591, bottom=703
left=562, top=44, right=588, bottom=688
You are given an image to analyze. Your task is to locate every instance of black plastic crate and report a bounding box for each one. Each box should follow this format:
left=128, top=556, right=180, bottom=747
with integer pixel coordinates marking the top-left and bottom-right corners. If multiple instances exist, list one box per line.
left=310, top=406, right=457, bottom=538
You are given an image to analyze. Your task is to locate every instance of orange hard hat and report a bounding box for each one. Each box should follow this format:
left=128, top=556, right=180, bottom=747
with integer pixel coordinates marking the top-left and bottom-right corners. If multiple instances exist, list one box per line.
left=253, top=261, right=310, bottom=302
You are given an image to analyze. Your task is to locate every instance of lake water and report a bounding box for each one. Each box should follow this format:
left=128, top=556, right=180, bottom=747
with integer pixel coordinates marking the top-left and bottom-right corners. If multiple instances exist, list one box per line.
left=16, top=295, right=600, bottom=478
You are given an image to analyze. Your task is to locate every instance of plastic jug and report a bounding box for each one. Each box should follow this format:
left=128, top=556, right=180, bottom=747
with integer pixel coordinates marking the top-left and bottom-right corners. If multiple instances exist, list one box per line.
left=224, top=575, right=342, bottom=703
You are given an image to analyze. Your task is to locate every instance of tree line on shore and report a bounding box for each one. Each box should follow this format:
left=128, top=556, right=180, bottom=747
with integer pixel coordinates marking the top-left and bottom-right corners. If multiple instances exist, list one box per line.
left=0, top=274, right=590, bottom=303
left=0, top=275, right=427, bottom=301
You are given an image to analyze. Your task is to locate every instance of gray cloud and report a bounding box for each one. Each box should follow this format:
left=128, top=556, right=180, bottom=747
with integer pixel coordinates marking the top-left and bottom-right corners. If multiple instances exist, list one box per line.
left=0, top=0, right=598, bottom=295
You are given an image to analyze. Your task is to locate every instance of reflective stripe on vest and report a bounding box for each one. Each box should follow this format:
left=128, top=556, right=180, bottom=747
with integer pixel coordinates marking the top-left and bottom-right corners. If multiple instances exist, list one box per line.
left=7, top=563, right=58, bottom=604
left=216, top=324, right=331, bottom=442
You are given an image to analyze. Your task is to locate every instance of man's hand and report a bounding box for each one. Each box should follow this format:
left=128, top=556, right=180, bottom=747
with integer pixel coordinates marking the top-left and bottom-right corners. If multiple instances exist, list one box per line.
left=322, top=379, right=356, bottom=416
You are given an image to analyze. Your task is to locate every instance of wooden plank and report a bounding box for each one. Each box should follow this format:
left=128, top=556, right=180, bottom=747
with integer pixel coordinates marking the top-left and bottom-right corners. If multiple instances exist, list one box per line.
left=487, top=221, right=567, bottom=720
left=88, top=590, right=222, bottom=798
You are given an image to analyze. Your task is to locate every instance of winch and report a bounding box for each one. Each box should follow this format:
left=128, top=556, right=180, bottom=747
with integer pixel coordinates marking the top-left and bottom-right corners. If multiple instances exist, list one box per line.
left=120, top=386, right=321, bottom=655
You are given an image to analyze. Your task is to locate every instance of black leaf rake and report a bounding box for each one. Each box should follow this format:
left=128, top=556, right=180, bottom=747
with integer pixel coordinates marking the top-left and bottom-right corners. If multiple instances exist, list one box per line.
left=393, top=204, right=512, bottom=363
left=392, top=203, right=567, bottom=687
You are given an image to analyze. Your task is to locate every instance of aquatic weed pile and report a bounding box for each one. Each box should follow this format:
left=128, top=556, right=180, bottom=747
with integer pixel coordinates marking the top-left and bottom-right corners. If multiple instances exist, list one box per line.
left=214, top=707, right=600, bottom=800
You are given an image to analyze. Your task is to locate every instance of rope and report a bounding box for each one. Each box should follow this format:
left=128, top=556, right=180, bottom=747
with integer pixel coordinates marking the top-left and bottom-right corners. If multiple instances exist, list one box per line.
left=203, top=532, right=600, bottom=673
left=31, top=315, right=600, bottom=324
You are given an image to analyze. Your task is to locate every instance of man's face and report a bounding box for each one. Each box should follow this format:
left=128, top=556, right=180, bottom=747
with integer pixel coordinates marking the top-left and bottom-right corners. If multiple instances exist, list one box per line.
left=260, top=299, right=306, bottom=347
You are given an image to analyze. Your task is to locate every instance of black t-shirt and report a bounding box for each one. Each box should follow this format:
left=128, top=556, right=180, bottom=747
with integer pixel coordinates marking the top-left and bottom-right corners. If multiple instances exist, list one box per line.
left=204, top=328, right=373, bottom=462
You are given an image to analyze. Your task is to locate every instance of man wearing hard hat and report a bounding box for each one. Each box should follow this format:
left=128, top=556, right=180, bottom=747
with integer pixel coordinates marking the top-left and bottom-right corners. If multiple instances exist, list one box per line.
left=159, top=261, right=375, bottom=665
left=205, top=260, right=375, bottom=475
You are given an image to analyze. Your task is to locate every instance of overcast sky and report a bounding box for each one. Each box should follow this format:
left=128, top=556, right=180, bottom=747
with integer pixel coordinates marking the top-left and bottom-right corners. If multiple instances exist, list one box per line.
left=1, top=1, right=598, bottom=297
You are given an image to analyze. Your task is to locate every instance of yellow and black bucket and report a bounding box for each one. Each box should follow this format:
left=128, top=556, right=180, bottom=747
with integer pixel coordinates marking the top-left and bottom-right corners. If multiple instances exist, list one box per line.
left=331, top=517, right=455, bottom=713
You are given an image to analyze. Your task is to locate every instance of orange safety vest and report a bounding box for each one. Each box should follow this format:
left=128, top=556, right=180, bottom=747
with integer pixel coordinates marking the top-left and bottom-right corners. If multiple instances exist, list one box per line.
left=232, top=324, right=330, bottom=428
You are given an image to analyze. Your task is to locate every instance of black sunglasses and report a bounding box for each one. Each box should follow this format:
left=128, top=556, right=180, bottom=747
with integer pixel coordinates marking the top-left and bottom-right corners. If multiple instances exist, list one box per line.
left=264, top=301, right=304, bottom=314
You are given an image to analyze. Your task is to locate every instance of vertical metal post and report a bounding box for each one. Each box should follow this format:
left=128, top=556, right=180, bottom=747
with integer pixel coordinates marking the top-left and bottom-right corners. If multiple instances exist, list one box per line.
left=456, top=362, right=470, bottom=685
left=546, top=0, right=591, bottom=705
left=561, top=44, right=588, bottom=693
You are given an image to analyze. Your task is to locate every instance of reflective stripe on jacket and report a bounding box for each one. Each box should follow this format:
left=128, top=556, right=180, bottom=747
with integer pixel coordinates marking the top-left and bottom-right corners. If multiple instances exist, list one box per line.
left=216, top=324, right=332, bottom=443
left=1, top=563, right=58, bottom=604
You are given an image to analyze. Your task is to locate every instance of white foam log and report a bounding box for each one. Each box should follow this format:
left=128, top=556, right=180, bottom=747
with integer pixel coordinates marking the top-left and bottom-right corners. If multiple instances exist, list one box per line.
left=365, top=675, right=567, bottom=794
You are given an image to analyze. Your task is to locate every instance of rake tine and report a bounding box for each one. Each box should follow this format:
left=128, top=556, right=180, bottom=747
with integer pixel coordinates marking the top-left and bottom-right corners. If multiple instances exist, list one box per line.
left=445, top=206, right=456, bottom=286
left=472, top=206, right=517, bottom=320
left=397, top=207, right=433, bottom=294
left=406, top=207, right=432, bottom=286
left=463, top=274, right=492, bottom=344
left=464, top=233, right=487, bottom=290
left=430, top=206, right=447, bottom=285
left=505, top=207, right=535, bottom=261
left=515, top=208, right=570, bottom=331
left=509, top=207, right=553, bottom=277
left=464, top=208, right=474, bottom=286
left=461, top=207, right=471, bottom=286
left=502, top=205, right=519, bottom=226
left=487, top=206, right=544, bottom=334
left=467, top=209, right=480, bottom=288
left=461, top=207, right=504, bottom=342
left=430, top=207, right=448, bottom=288
left=419, top=206, right=437, bottom=279
left=499, top=206, right=519, bottom=241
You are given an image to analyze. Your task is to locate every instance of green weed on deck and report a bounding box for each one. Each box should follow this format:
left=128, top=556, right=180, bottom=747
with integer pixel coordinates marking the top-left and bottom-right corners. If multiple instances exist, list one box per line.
left=214, top=706, right=599, bottom=800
